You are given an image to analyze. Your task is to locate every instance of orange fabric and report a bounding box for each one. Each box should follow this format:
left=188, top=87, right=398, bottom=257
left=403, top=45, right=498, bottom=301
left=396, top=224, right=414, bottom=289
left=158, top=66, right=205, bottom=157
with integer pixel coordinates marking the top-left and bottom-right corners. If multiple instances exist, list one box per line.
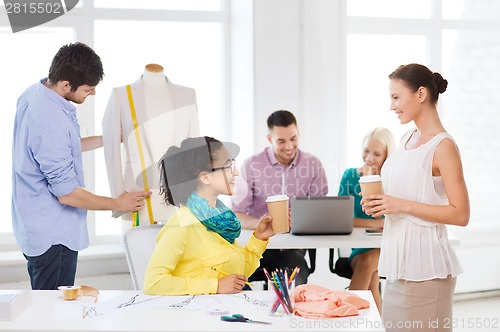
left=293, top=284, right=370, bottom=319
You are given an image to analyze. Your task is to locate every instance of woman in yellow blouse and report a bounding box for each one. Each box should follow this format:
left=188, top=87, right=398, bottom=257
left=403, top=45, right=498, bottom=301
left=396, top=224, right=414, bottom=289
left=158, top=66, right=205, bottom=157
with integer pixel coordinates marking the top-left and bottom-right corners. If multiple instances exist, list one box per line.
left=144, top=136, right=277, bottom=295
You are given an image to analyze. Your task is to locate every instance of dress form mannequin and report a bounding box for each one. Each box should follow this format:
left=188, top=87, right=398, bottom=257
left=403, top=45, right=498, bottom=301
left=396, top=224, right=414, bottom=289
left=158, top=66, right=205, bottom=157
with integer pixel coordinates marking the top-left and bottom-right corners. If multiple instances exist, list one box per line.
left=143, top=64, right=174, bottom=115
left=142, top=64, right=175, bottom=158
left=144, top=63, right=163, bottom=73
left=131, top=64, right=175, bottom=223
left=102, top=64, right=200, bottom=224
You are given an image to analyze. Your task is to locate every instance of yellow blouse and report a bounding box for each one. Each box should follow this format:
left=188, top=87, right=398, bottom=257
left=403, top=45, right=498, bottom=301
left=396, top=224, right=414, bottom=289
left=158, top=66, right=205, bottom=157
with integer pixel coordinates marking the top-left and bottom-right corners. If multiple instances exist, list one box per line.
left=143, top=206, right=268, bottom=295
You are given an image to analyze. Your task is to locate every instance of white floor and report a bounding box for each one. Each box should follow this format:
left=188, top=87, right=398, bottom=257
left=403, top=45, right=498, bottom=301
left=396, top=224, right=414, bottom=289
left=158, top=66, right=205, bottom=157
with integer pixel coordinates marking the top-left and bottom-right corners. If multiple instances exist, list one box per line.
left=453, top=295, right=500, bottom=332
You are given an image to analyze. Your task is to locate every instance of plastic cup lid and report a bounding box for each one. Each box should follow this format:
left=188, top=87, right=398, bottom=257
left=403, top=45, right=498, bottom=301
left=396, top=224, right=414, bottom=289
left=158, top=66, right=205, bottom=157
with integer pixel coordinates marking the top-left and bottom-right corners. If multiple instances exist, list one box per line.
left=359, top=175, right=382, bottom=183
left=266, top=194, right=289, bottom=203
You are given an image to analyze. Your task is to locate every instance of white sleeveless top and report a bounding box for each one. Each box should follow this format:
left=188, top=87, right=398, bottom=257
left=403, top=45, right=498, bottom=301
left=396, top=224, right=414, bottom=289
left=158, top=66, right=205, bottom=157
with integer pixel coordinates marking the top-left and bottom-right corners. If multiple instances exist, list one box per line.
left=378, top=129, right=463, bottom=281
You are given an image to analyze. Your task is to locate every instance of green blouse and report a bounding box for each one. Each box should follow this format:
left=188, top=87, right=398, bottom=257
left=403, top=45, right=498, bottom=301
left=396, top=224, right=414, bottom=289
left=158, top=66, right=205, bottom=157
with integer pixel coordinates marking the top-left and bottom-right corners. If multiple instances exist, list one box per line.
left=338, top=168, right=376, bottom=260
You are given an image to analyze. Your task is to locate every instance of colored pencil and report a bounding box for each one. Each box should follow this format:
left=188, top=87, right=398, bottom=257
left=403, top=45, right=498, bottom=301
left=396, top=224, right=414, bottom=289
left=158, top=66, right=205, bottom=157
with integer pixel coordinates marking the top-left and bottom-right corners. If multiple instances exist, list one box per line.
left=263, top=268, right=290, bottom=314
left=211, top=267, right=253, bottom=286
left=271, top=267, right=299, bottom=312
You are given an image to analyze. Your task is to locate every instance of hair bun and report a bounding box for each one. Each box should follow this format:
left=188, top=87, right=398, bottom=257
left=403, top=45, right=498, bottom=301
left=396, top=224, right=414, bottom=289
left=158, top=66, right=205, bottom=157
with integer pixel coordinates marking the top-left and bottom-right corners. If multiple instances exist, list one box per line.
left=433, top=72, right=448, bottom=94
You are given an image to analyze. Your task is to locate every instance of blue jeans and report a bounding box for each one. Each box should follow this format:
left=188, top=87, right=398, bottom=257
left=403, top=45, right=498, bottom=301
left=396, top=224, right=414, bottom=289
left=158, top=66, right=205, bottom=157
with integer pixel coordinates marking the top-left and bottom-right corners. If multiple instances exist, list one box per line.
left=24, top=244, right=78, bottom=290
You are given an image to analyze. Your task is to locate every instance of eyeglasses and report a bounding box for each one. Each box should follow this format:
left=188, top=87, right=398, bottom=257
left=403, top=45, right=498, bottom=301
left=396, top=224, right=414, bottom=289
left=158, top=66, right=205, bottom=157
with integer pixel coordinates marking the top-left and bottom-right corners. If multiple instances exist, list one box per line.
left=211, top=159, right=236, bottom=175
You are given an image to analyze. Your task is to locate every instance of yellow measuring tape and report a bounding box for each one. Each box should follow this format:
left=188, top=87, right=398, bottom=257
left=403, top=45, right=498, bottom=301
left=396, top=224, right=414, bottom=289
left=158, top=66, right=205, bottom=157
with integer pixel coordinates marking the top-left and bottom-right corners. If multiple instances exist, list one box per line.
left=126, top=85, right=155, bottom=226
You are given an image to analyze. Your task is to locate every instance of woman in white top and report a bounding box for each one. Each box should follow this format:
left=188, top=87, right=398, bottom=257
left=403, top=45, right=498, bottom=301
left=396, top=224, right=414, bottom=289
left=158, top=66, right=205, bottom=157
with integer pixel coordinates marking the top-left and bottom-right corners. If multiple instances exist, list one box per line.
left=363, top=63, right=469, bottom=332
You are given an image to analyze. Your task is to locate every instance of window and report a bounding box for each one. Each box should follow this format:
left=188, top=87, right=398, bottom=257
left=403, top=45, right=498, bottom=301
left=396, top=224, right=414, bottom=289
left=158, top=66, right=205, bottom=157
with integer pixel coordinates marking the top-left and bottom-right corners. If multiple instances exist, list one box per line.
left=346, top=0, right=431, bottom=19
left=94, top=0, right=221, bottom=11
left=442, top=0, right=498, bottom=20
left=441, top=28, right=500, bottom=224
left=346, top=34, right=426, bottom=166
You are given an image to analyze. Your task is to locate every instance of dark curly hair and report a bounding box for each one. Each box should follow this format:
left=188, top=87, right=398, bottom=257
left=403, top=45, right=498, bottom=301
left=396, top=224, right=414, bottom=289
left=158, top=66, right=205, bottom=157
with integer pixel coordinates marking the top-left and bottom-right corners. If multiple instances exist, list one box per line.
left=158, top=137, right=239, bottom=207
left=389, top=63, right=448, bottom=104
left=48, top=42, right=104, bottom=91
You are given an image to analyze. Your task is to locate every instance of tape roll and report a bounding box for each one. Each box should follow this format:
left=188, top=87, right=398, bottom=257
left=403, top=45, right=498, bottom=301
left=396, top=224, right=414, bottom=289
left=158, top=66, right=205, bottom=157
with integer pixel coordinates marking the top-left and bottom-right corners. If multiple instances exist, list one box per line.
left=58, top=286, right=81, bottom=300
left=79, top=285, right=99, bottom=298
left=58, top=285, right=99, bottom=301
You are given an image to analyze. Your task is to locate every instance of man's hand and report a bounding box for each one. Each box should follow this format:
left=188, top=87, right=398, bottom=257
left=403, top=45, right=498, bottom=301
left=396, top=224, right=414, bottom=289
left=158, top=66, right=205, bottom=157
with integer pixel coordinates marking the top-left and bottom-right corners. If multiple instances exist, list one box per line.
left=115, top=191, right=152, bottom=213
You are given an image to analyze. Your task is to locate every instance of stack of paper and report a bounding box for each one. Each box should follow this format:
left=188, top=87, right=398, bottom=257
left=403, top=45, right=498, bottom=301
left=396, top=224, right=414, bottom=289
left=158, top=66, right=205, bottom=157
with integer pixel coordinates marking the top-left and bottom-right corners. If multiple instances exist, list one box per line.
left=0, top=290, right=32, bottom=320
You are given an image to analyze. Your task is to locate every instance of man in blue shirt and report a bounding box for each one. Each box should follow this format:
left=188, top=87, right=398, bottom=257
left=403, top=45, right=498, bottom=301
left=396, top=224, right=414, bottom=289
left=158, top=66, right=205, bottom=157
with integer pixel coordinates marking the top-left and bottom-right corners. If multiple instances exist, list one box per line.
left=12, top=42, right=150, bottom=290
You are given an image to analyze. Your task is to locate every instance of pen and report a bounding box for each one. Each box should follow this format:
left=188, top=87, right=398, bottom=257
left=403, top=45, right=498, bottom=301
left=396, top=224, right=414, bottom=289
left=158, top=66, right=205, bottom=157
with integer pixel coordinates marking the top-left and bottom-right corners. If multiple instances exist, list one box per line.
left=211, top=267, right=253, bottom=287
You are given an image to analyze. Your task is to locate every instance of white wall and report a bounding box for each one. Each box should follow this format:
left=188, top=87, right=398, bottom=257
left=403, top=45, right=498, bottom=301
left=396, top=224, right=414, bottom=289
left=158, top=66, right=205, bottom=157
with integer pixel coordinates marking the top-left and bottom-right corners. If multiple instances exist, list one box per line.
left=252, top=0, right=344, bottom=190
left=252, top=0, right=302, bottom=150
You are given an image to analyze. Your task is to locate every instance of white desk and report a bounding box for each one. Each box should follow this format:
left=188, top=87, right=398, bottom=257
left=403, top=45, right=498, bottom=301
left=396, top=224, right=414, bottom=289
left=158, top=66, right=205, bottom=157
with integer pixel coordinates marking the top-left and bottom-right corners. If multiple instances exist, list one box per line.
left=0, top=290, right=384, bottom=332
left=238, top=228, right=460, bottom=249
left=238, top=228, right=381, bottom=249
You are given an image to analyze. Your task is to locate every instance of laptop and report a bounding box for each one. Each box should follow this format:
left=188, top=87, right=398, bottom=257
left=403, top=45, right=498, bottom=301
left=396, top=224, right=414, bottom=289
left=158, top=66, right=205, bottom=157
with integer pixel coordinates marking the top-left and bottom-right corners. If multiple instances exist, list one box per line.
left=291, top=196, right=354, bottom=235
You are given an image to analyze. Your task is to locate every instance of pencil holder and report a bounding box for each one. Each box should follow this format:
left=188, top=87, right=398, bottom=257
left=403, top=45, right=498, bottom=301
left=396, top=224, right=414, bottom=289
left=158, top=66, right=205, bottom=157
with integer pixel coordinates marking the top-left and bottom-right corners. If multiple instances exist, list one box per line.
left=268, top=279, right=295, bottom=316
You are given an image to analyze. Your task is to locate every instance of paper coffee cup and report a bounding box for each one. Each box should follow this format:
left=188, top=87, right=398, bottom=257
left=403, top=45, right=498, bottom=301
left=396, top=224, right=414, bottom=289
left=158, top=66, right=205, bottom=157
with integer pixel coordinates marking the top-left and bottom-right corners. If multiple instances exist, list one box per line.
left=266, top=195, right=289, bottom=233
left=359, top=175, right=383, bottom=201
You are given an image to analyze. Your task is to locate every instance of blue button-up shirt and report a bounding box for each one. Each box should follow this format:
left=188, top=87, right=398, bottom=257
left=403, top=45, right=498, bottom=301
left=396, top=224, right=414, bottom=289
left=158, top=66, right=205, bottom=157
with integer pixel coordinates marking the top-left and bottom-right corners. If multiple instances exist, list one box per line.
left=12, top=78, right=88, bottom=256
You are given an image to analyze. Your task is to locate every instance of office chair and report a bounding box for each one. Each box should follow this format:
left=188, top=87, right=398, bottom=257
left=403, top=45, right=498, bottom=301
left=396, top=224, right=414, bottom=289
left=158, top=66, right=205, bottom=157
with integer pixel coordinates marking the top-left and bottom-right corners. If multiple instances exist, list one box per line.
left=307, top=249, right=317, bottom=274
left=247, top=249, right=317, bottom=289
left=328, top=248, right=353, bottom=279
left=123, top=224, right=163, bottom=290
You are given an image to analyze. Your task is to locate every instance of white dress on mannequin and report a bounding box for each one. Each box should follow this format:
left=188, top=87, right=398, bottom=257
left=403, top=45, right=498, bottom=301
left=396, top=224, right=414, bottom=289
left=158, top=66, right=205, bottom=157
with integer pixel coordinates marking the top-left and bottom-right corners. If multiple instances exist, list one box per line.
left=102, top=65, right=200, bottom=223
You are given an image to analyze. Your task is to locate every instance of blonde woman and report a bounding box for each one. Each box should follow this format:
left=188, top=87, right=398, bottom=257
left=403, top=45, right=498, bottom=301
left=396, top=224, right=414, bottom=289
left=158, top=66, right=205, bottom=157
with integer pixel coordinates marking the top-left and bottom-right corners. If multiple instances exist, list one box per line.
left=338, top=127, right=395, bottom=312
